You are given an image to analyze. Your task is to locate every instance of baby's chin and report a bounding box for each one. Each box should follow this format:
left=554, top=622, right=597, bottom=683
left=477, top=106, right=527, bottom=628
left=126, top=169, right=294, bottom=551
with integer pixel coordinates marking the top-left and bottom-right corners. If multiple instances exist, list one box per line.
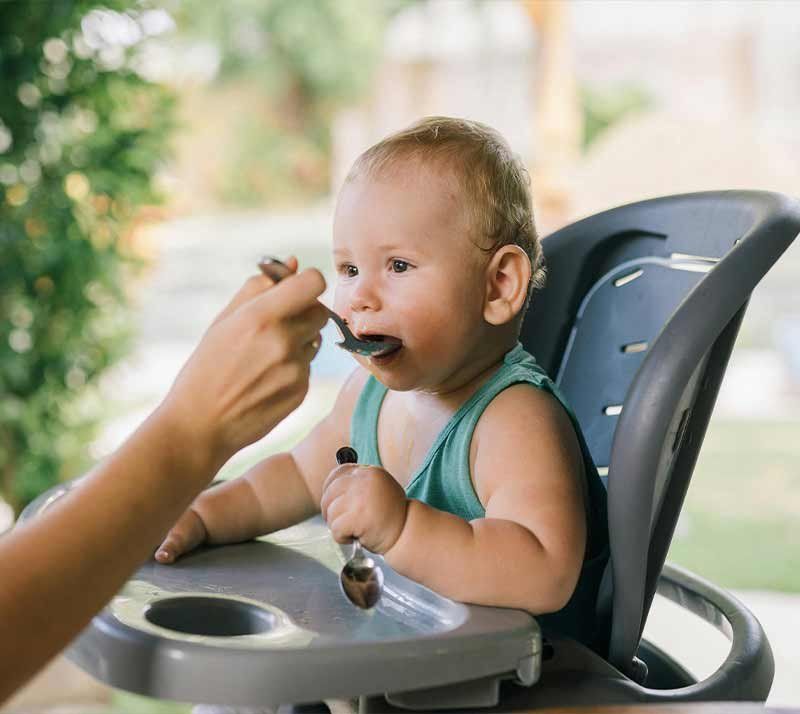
left=372, top=374, right=417, bottom=392
left=358, top=356, right=418, bottom=392
left=358, top=343, right=462, bottom=392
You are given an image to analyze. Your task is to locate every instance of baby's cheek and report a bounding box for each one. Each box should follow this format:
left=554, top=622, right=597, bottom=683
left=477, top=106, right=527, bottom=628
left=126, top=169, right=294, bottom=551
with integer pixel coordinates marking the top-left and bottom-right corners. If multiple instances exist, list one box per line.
left=420, top=310, right=472, bottom=349
left=331, top=292, right=348, bottom=321
left=406, top=304, right=451, bottom=339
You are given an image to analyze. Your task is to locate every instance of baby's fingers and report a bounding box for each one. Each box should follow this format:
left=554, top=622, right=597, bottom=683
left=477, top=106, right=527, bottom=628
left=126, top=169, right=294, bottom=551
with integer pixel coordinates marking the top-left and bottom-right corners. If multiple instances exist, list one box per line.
left=329, top=509, right=359, bottom=545
left=154, top=535, right=180, bottom=564
left=154, top=509, right=207, bottom=564
left=320, top=468, right=356, bottom=522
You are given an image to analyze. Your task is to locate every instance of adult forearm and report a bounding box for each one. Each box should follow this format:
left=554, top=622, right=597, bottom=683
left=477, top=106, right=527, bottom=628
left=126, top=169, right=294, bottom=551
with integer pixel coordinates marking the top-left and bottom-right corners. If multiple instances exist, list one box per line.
left=0, top=407, right=218, bottom=703
left=384, top=500, right=574, bottom=613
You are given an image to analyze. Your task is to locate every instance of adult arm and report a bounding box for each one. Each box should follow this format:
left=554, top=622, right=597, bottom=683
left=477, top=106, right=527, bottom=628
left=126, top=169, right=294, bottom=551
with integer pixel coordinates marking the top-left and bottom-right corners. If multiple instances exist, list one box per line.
left=0, top=265, right=327, bottom=704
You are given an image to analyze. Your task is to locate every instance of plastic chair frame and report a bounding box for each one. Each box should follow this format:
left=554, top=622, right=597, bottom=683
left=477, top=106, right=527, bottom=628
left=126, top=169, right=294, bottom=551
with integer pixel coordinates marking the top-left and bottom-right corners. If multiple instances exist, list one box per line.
left=513, top=190, right=800, bottom=706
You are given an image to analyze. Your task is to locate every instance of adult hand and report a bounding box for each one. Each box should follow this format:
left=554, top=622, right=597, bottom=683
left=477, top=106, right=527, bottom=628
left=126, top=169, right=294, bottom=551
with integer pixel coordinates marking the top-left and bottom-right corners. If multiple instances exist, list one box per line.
left=320, top=464, right=409, bottom=554
left=157, top=259, right=328, bottom=478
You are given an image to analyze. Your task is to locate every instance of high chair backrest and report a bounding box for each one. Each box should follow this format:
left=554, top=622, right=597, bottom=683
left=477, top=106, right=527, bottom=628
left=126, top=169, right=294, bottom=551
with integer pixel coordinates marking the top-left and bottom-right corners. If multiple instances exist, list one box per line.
left=519, top=191, right=800, bottom=679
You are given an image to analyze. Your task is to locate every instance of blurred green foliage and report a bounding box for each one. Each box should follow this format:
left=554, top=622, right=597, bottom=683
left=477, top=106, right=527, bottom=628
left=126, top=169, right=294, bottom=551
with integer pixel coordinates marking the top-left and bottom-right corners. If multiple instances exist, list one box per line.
left=581, top=82, right=652, bottom=150
left=177, top=0, right=408, bottom=205
left=0, top=1, right=176, bottom=513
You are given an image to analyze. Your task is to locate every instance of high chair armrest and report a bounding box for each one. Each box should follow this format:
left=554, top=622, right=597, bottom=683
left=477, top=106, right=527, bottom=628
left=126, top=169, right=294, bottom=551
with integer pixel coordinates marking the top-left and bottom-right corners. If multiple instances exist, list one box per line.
left=647, top=561, right=774, bottom=702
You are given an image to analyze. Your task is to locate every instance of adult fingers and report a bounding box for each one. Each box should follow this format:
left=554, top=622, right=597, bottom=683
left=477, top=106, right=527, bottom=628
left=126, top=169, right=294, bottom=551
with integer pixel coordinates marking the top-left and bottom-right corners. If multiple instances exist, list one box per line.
left=210, top=275, right=272, bottom=327
left=212, top=256, right=300, bottom=326
left=245, top=268, right=326, bottom=323
left=288, top=333, right=323, bottom=371
left=248, top=303, right=326, bottom=384
left=282, top=255, right=299, bottom=274
left=303, top=333, right=323, bottom=362
left=275, top=301, right=329, bottom=346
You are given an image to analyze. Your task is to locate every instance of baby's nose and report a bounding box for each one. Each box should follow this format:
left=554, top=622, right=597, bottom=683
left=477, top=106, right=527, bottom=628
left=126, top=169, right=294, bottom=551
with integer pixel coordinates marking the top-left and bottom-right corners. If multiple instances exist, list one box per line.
left=349, top=279, right=382, bottom=312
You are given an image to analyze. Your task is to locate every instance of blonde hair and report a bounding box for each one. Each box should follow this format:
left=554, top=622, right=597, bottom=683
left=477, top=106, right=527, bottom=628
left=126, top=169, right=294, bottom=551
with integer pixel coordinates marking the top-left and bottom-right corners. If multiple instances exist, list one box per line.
left=345, top=116, right=546, bottom=294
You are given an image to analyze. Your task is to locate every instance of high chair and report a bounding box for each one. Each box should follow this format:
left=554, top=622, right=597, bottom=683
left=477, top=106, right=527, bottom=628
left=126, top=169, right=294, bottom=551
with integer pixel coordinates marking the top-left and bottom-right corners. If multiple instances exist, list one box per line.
left=20, top=190, right=800, bottom=712
left=496, top=189, right=800, bottom=708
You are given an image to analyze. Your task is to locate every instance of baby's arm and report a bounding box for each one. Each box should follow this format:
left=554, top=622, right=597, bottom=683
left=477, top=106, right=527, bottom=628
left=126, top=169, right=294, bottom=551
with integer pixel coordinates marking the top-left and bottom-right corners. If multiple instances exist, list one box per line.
left=384, top=384, right=587, bottom=613
left=156, top=367, right=369, bottom=562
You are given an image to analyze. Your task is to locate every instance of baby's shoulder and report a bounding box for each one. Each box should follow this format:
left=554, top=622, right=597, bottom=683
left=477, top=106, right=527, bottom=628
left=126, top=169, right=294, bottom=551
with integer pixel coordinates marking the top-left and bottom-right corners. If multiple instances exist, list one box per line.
left=470, top=382, right=583, bottom=502
left=472, top=381, right=577, bottom=457
left=480, top=381, right=565, bottom=428
left=328, top=366, right=371, bottom=422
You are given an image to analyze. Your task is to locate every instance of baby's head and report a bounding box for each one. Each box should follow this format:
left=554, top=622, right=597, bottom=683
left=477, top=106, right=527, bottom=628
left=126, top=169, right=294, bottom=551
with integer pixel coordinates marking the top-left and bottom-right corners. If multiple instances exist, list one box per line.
left=333, top=116, right=544, bottom=392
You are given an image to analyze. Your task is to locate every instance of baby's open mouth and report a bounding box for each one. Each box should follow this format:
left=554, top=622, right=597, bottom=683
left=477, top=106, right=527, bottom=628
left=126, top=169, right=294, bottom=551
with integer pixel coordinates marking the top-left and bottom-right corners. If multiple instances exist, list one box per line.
left=358, top=332, right=403, bottom=357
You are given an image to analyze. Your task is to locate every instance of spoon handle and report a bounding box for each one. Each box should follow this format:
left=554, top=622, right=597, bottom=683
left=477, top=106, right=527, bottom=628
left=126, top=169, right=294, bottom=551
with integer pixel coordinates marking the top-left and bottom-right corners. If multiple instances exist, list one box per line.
left=257, top=256, right=293, bottom=283
left=257, top=257, right=340, bottom=323
left=335, top=446, right=358, bottom=466
left=335, top=446, right=363, bottom=555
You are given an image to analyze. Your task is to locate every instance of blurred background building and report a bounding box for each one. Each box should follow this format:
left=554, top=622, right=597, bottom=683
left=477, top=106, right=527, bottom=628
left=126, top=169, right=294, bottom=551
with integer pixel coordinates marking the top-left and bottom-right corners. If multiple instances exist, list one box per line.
left=1, top=1, right=799, bottom=711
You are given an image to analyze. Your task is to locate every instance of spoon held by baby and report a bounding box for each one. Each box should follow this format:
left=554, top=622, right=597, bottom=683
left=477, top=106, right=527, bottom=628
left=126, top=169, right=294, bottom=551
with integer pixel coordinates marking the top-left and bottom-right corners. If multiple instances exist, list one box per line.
left=334, top=446, right=384, bottom=610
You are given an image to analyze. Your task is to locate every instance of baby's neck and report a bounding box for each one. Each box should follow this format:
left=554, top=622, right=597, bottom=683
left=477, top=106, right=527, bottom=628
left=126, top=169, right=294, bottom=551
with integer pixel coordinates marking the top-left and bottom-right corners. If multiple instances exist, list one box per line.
left=413, top=333, right=517, bottom=409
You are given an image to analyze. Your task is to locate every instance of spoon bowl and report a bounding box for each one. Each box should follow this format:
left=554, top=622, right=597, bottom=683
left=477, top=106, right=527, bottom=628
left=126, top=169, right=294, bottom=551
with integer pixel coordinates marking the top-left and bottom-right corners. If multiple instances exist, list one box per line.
left=340, top=542, right=384, bottom=610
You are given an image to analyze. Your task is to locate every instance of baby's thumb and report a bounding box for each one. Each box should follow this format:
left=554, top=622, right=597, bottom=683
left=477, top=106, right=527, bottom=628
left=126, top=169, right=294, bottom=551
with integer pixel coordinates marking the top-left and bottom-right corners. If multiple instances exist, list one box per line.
left=154, top=534, right=181, bottom=564
left=154, top=511, right=206, bottom=564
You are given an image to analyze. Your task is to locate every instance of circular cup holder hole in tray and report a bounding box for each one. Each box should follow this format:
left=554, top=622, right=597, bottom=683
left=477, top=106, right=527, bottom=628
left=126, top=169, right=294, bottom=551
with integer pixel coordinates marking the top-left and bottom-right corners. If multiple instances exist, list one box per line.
left=145, top=596, right=277, bottom=637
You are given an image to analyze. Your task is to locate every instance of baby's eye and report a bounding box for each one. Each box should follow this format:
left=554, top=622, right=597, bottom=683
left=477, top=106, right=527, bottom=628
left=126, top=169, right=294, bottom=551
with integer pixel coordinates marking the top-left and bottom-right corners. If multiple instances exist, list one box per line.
left=339, top=264, right=358, bottom=278
left=391, top=259, right=410, bottom=273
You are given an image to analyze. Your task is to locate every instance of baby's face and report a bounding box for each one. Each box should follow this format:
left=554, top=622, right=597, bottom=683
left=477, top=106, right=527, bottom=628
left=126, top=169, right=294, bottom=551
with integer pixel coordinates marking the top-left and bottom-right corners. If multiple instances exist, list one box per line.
left=332, top=163, right=489, bottom=392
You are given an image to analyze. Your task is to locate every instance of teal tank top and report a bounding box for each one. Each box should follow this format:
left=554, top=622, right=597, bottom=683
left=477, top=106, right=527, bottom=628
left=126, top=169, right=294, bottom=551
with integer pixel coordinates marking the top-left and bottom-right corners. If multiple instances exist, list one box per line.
left=350, top=342, right=609, bottom=649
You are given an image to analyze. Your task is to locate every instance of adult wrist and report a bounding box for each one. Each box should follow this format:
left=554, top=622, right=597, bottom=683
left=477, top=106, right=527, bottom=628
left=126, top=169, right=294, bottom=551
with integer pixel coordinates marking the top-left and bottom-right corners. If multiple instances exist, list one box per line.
left=148, top=401, right=228, bottom=489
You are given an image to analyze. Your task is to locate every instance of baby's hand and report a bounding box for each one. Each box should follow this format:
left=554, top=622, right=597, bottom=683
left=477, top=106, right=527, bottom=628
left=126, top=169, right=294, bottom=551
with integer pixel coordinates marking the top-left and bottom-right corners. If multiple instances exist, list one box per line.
left=154, top=507, right=208, bottom=564
left=320, top=464, right=408, bottom=555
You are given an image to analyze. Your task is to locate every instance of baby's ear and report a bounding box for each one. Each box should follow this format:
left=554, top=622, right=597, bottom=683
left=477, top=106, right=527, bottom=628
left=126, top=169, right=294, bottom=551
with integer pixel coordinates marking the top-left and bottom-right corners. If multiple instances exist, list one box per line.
left=483, top=245, right=532, bottom=326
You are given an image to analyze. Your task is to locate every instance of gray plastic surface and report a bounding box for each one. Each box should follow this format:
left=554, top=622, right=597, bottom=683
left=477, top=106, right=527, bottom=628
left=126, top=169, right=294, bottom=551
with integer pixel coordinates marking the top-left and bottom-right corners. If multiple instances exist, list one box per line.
left=446, top=562, right=774, bottom=711
left=556, top=255, right=710, bottom=472
left=20, top=482, right=540, bottom=708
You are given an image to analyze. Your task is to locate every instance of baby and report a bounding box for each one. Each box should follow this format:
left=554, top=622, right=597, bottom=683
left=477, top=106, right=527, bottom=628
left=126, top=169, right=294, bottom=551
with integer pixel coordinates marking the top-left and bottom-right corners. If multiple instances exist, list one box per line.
left=156, top=117, right=609, bottom=648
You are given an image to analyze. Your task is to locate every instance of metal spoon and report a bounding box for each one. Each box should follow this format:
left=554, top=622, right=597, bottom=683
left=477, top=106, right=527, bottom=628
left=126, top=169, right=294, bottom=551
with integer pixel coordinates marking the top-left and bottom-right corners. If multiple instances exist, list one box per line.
left=335, top=446, right=384, bottom=610
left=257, top=257, right=401, bottom=357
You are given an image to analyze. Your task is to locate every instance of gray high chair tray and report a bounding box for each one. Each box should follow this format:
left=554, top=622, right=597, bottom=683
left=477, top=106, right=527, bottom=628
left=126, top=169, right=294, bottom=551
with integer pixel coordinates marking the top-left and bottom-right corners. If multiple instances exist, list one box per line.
left=20, top=481, right=541, bottom=710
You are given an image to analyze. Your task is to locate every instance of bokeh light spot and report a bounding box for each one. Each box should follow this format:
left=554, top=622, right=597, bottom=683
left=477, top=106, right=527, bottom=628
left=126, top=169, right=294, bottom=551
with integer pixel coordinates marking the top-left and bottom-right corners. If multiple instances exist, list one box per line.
left=64, top=171, right=90, bottom=200
left=6, top=184, right=29, bottom=206
left=9, top=329, right=33, bottom=353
